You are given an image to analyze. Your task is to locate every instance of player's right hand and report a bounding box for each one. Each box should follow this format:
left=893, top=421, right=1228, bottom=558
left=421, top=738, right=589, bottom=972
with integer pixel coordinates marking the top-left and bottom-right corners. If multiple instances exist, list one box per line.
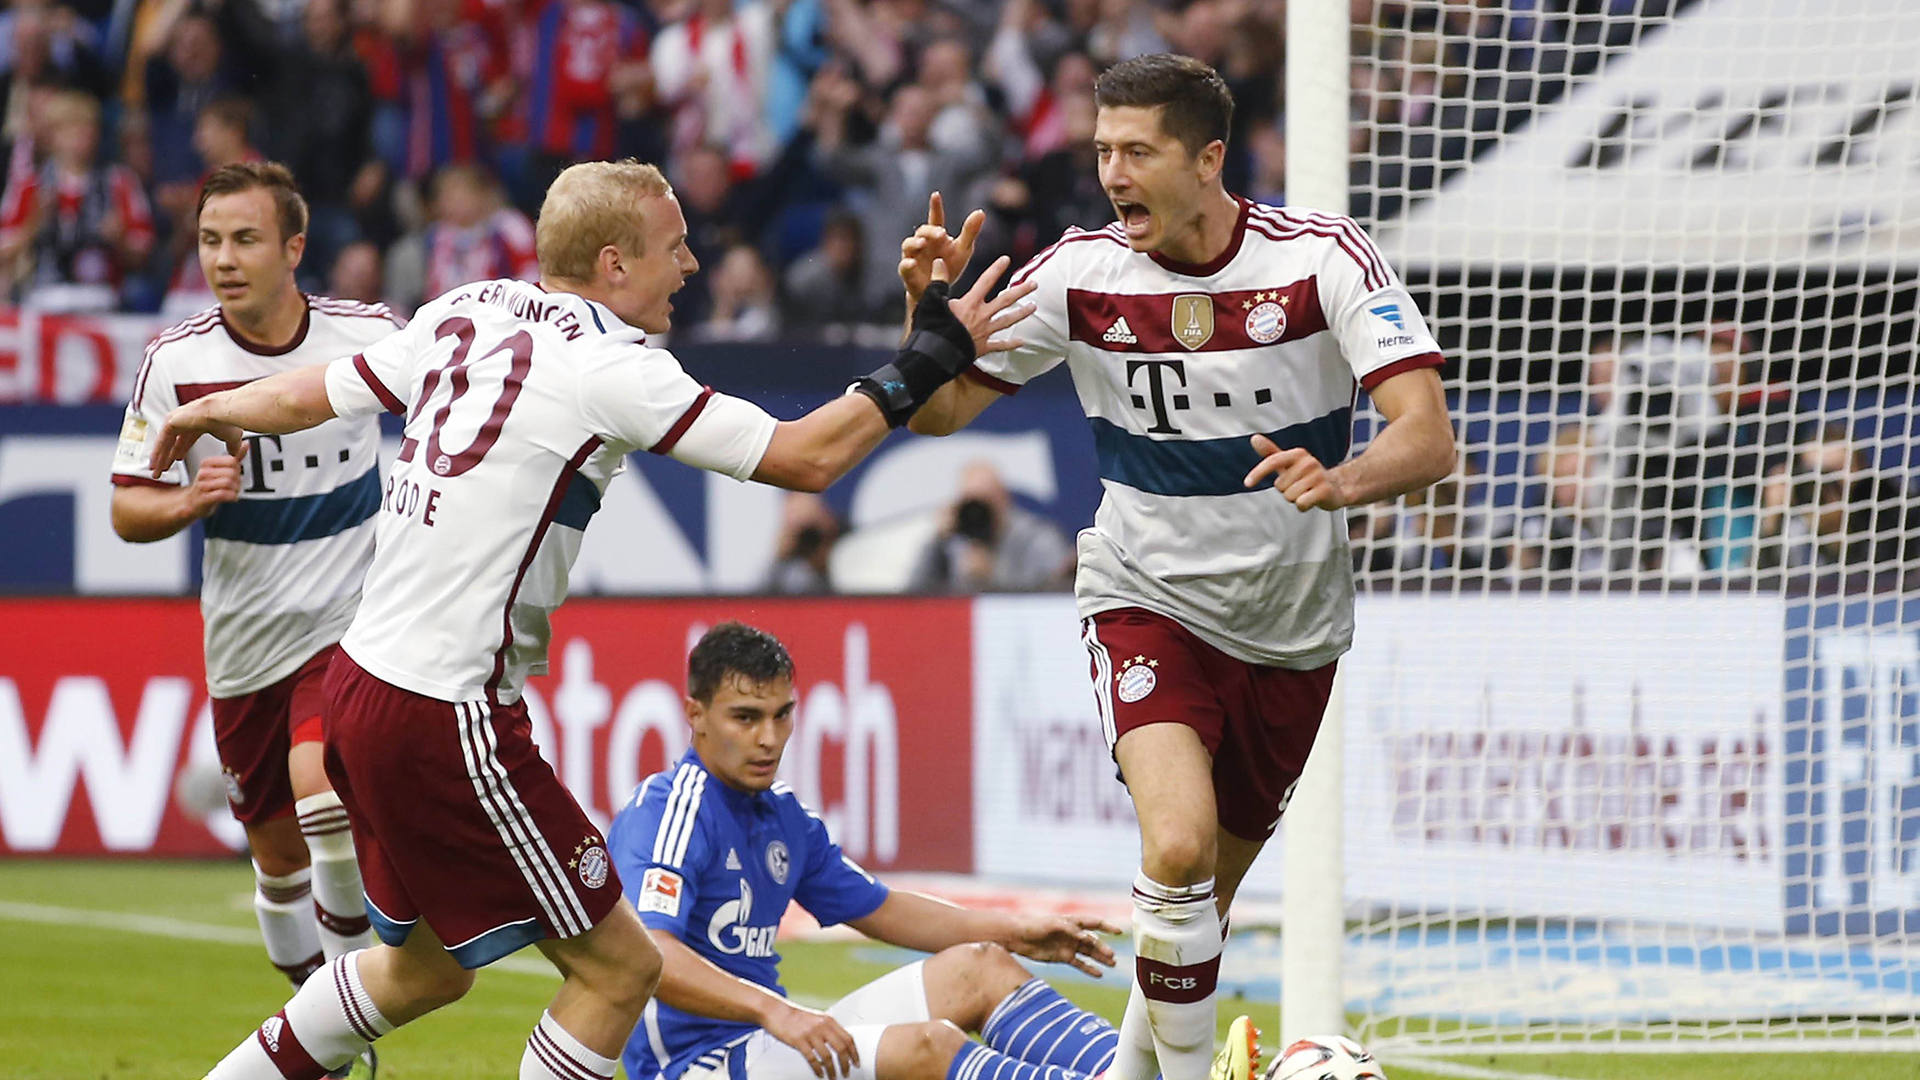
left=935, top=255, right=1037, bottom=359
left=185, top=455, right=245, bottom=517
left=900, top=191, right=984, bottom=304
left=764, top=1001, right=859, bottom=1080
left=150, top=399, right=246, bottom=479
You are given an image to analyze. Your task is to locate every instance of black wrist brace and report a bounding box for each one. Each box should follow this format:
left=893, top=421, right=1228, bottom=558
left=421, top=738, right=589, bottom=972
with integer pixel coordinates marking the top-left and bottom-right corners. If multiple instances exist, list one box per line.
left=852, top=282, right=977, bottom=427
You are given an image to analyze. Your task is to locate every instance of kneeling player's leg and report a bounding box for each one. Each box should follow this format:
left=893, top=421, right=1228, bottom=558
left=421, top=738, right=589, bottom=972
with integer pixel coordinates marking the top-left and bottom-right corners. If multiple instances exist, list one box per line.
left=917, top=943, right=1118, bottom=1075
left=531, top=901, right=663, bottom=1080
left=878, top=1020, right=1106, bottom=1080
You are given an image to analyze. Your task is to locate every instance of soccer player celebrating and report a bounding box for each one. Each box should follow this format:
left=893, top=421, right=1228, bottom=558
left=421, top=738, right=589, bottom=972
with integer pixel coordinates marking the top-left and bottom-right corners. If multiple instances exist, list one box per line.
left=150, top=159, right=1033, bottom=1080
left=110, top=162, right=401, bottom=1075
left=611, top=622, right=1125, bottom=1080
left=898, top=55, right=1456, bottom=1080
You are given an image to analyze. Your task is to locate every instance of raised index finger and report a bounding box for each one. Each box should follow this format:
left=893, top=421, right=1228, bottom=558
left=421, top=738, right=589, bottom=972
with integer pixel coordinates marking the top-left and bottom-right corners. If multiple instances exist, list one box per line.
left=927, top=190, right=945, bottom=230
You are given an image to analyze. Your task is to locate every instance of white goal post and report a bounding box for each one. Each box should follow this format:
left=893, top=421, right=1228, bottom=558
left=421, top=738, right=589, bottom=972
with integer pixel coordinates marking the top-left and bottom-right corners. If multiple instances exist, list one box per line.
left=1284, top=0, right=1920, bottom=1053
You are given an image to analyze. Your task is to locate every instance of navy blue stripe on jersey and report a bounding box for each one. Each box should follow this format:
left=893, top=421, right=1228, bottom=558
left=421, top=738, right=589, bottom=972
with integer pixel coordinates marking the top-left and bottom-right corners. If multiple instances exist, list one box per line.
left=203, top=468, right=379, bottom=544
left=1088, top=407, right=1352, bottom=497
left=554, top=471, right=603, bottom=530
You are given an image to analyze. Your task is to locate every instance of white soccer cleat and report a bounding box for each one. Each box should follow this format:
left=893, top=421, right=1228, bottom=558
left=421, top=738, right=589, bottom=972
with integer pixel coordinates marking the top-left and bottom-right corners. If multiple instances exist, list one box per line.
left=1210, top=1015, right=1260, bottom=1080
left=1262, top=1036, right=1383, bottom=1080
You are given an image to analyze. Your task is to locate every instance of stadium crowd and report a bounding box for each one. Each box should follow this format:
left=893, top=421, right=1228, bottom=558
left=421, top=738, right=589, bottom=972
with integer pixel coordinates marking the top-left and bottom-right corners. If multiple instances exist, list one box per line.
left=1, top=0, right=1674, bottom=330
left=16, top=0, right=1894, bottom=596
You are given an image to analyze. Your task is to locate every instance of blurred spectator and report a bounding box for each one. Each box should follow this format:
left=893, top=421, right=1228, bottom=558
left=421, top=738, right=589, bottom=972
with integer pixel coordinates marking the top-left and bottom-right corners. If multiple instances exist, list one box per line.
left=0, top=90, right=153, bottom=310
left=1246, top=119, right=1285, bottom=205
left=651, top=0, right=775, bottom=178
left=915, top=35, right=995, bottom=163
left=981, top=89, right=1106, bottom=267
left=669, top=142, right=756, bottom=327
left=764, top=492, right=841, bottom=594
left=983, top=0, right=1089, bottom=159
left=384, top=163, right=536, bottom=312
left=144, top=12, right=233, bottom=186
left=265, top=0, right=385, bottom=269
left=1507, top=423, right=1613, bottom=582
left=765, top=0, right=830, bottom=147
left=1359, top=461, right=1506, bottom=579
left=516, top=0, right=652, bottom=199
left=782, top=207, right=877, bottom=329
left=1752, top=422, right=1920, bottom=582
left=3, top=2, right=109, bottom=166
left=810, top=67, right=990, bottom=316
left=1083, top=0, right=1171, bottom=65
left=687, top=243, right=779, bottom=342
left=909, top=461, right=1073, bottom=592
left=385, top=0, right=514, bottom=181
left=327, top=239, right=385, bottom=304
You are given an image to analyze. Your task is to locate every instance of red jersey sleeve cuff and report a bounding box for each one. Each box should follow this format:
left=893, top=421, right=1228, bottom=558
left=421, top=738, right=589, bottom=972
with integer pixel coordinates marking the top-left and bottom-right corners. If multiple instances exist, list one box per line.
left=649, top=387, right=714, bottom=455
left=962, top=365, right=1021, bottom=395
left=1360, top=352, right=1444, bottom=391
left=353, top=353, right=406, bottom=414
left=112, top=473, right=180, bottom=488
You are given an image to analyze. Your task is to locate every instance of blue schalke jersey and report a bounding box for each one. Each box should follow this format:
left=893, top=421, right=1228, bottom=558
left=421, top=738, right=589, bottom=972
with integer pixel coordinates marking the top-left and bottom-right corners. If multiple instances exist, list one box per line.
left=609, top=750, right=890, bottom=1080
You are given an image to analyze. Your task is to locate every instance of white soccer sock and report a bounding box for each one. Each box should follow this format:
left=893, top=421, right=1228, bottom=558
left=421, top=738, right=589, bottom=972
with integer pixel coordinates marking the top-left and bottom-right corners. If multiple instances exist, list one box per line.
left=296, top=792, right=372, bottom=959
left=1108, top=972, right=1161, bottom=1080
left=254, top=862, right=323, bottom=987
left=522, top=1010, right=617, bottom=1080
left=206, top=952, right=393, bottom=1080
left=1131, top=873, right=1222, bottom=1080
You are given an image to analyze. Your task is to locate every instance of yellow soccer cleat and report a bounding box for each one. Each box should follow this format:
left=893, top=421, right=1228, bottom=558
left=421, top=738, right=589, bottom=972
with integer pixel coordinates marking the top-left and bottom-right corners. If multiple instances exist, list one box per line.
left=1210, top=1016, right=1260, bottom=1080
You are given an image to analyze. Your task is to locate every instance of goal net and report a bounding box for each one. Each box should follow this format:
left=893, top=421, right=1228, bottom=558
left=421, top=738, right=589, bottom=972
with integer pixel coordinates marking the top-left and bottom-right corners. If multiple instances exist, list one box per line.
left=1326, top=0, right=1920, bottom=1052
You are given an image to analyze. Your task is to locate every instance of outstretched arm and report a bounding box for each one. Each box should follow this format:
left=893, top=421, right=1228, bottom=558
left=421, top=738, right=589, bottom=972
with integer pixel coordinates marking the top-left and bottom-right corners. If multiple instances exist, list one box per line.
left=1244, top=367, right=1455, bottom=509
left=147, top=363, right=336, bottom=478
left=752, top=257, right=1033, bottom=490
left=847, top=891, right=1120, bottom=978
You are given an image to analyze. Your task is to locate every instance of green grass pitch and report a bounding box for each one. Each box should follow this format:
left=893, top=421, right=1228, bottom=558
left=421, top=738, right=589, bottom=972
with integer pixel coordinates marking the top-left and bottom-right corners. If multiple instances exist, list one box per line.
left=0, top=861, right=1912, bottom=1080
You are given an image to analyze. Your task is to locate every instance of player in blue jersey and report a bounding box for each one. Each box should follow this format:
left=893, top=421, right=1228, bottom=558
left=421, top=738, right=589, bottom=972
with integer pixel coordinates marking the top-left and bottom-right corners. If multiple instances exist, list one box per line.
left=610, top=623, right=1129, bottom=1080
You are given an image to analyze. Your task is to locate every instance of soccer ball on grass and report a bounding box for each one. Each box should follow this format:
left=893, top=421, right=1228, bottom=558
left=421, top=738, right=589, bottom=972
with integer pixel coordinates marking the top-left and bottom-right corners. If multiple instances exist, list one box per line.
left=1262, top=1036, right=1385, bottom=1080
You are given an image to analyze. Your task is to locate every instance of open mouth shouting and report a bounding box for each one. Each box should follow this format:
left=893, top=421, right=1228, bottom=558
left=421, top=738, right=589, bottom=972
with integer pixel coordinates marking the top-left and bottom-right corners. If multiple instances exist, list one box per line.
left=1113, top=198, right=1153, bottom=242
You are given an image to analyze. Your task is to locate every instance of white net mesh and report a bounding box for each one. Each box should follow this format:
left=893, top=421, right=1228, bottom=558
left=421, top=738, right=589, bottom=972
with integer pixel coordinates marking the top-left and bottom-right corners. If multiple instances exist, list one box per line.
left=1340, top=0, right=1920, bottom=1050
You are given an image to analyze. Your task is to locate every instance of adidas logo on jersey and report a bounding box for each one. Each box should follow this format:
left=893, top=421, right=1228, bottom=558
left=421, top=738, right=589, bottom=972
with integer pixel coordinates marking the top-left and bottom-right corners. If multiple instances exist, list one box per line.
left=725, top=848, right=742, bottom=871
left=1102, top=317, right=1138, bottom=344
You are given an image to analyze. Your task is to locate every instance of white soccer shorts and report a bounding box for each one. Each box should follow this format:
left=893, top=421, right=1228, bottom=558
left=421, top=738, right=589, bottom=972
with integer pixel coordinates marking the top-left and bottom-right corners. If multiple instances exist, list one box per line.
left=682, top=961, right=931, bottom=1080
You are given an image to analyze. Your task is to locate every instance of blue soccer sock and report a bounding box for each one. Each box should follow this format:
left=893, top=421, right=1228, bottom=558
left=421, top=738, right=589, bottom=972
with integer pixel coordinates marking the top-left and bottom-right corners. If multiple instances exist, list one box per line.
left=981, top=979, right=1120, bottom=1076
left=946, top=1038, right=1099, bottom=1080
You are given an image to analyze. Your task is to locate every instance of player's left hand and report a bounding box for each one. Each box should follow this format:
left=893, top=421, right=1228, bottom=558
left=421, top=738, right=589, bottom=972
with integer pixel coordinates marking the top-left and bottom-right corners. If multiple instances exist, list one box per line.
left=1245, top=435, right=1352, bottom=510
left=1009, top=915, right=1123, bottom=977
left=150, top=399, right=246, bottom=479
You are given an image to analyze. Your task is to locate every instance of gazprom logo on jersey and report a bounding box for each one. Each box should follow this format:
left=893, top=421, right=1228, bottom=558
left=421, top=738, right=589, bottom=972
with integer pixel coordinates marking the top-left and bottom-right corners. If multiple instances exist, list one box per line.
left=707, top=879, right=777, bottom=957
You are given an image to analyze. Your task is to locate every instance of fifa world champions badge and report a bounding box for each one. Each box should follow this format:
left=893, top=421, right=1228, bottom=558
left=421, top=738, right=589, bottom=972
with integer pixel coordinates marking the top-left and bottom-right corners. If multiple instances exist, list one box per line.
left=1116, top=655, right=1160, bottom=703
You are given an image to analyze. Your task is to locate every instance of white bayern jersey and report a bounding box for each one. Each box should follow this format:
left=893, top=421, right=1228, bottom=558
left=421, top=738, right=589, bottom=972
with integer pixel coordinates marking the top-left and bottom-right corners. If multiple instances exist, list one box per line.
left=972, top=199, right=1444, bottom=668
left=111, top=298, right=405, bottom=697
left=323, top=278, right=778, bottom=704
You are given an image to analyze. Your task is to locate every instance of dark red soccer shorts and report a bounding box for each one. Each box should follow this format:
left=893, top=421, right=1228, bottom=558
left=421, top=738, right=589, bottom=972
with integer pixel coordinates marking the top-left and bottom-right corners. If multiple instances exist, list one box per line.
left=211, top=644, right=338, bottom=825
left=1082, top=607, right=1337, bottom=842
left=321, top=650, right=622, bottom=969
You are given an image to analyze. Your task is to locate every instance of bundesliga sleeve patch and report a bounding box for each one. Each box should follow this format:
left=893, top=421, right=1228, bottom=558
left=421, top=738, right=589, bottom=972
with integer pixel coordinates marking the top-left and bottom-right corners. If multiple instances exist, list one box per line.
left=639, top=867, right=684, bottom=917
left=113, top=413, right=149, bottom=468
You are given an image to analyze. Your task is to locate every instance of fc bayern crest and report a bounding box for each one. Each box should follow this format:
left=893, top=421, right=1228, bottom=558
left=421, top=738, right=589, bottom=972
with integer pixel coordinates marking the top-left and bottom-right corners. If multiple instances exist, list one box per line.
left=1245, top=300, right=1287, bottom=344
left=765, top=840, right=791, bottom=884
left=574, top=839, right=610, bottom=889
left=1115, top=656, right=1159, bottom=703
left=223, top=768, right=244, bottom=806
